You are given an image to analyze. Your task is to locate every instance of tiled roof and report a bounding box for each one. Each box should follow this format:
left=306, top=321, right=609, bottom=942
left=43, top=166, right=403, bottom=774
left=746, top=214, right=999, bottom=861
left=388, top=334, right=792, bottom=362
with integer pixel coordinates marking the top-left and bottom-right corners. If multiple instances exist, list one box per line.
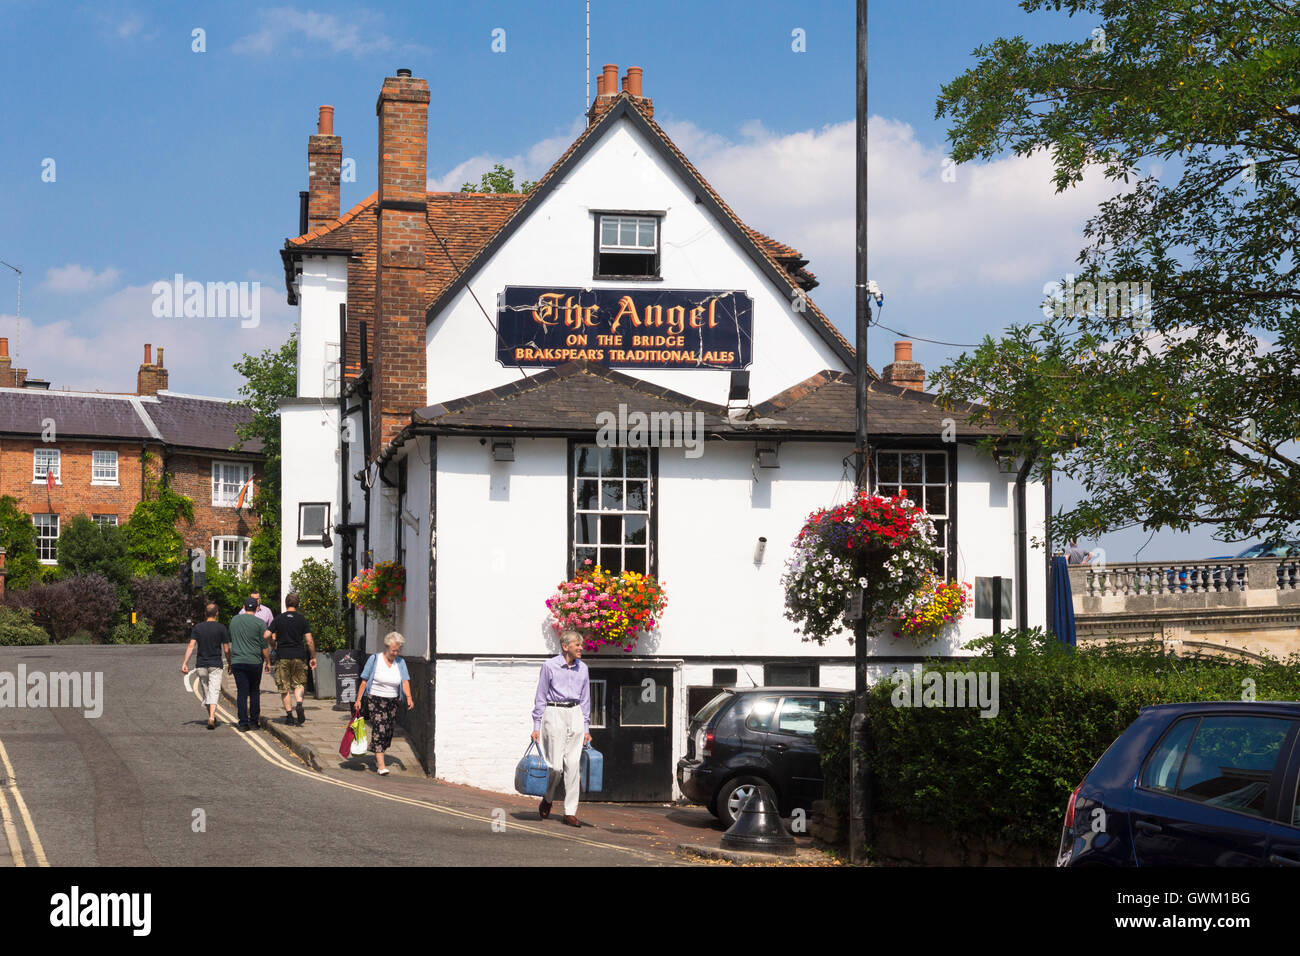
left=0, top=388, right=262, bottom=453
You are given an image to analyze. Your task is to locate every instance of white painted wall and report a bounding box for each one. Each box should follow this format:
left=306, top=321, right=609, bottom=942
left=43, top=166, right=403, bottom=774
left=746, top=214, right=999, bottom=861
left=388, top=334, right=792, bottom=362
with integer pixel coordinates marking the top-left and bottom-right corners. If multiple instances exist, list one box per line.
left=425, top=117, right=848, bottom=410
left=279, top=402, right=341, bottom=603
left=295, top=255, right=348, bottom=399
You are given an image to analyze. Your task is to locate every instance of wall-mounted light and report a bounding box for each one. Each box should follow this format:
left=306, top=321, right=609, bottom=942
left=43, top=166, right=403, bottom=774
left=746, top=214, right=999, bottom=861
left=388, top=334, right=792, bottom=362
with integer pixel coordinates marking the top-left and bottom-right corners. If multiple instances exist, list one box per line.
left=492, top=439, right=515, bottom=462
left=996, top=453, right=1017, bottom=473
left=755, top=443, right=780, bottom=468
left=754, top=536, right=767, bottom=564
left=321, top=528, right=333, bottom=549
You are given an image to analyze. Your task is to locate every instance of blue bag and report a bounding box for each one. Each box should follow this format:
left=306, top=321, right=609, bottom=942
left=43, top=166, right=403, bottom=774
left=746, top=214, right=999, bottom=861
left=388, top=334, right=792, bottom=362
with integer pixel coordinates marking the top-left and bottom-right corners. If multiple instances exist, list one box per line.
left=514, top=740, right=550, bottom=796
left=580, top=744, right=603, bottom=794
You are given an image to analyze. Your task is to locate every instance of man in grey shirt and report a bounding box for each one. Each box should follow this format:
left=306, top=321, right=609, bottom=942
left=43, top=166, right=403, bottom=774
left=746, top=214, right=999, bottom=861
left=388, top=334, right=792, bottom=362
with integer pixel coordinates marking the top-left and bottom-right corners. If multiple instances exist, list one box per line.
left=1067, top=540, right=1093, bottom=565
left=530, top=631, right=591, bottom=827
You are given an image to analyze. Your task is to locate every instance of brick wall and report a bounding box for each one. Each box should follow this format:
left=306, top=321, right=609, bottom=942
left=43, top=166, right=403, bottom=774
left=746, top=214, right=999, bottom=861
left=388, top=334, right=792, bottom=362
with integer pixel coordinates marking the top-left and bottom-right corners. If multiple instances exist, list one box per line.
left=307, top=104, right=342, bottom=231
left=162, top=451, right=261, bottom=553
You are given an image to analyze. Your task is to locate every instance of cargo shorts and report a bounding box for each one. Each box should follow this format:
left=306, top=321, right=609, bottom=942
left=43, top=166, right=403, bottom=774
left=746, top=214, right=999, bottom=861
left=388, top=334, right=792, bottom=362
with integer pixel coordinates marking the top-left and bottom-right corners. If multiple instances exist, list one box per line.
left=273, top=658, right=309, bottom=694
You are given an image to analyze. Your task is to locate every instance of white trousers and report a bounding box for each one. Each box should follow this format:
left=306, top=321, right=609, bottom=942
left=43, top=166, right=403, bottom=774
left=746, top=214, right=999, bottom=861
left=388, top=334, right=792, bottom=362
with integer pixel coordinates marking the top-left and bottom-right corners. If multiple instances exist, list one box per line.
left=540, top=705, right=584, bottom=816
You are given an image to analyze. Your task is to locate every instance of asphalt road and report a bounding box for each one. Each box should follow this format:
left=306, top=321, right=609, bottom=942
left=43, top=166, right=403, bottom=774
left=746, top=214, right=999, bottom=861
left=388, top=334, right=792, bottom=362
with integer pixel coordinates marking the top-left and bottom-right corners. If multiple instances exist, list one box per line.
left=0, top=645, right=667, bottom=867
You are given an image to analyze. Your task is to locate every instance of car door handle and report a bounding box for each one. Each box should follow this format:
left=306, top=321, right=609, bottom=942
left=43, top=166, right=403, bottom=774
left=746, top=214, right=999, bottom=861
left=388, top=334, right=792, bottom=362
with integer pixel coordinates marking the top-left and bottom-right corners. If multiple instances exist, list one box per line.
left=1134, top=820, right=1162, bottom=834
left=770, top=743, right=787, bottom=752
left=1269, top=853, right=1300, bottom=867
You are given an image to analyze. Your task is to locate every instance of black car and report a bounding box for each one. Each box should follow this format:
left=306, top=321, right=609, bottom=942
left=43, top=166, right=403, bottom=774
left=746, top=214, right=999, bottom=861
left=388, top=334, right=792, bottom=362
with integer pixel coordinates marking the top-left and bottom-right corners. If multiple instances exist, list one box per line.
left=676, top=686, right=851, bottom=825
left=1058, top=701, right=1300, bottom=866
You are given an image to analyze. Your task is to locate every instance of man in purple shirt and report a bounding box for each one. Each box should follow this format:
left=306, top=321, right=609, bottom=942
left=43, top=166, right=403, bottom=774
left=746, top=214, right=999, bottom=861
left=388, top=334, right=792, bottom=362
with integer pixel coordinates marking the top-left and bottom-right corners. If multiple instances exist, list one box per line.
left=531, top=631, right=591, bottom=827
left=249, top=591, right=274, bottom=627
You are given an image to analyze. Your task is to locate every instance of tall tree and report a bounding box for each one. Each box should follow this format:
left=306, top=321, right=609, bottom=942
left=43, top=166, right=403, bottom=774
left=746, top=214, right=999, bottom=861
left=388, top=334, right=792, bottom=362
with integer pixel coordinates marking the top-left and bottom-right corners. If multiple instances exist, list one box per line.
left=460, top=162, right=535, bottom=194
left=933, top=0, right=1300, bottom=543
left=232, top=331, right=298, bottom=602
left=0, top=495, right=39, bottom=590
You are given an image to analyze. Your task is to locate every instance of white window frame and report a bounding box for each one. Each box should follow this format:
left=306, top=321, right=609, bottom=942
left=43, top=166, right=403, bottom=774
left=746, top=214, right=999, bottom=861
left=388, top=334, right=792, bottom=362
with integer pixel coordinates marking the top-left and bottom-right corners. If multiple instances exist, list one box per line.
left=92, top=514, right=119, bottom=528
left=33, top=448, right=60, bottom=484
left=91, top=450, right=119, bottom=485
left=212, top=460, right=254, bottom=507
left=34, top=514, right=59, bottom=564
left=875, top=449, right=951, bottom=577
left=211, top=535, right=252, bottom=576
left=598, top=214, right=657, bottom=252
left=298, top=502, right=331, bottom=544
left=572, top=444, right=653, bottom=576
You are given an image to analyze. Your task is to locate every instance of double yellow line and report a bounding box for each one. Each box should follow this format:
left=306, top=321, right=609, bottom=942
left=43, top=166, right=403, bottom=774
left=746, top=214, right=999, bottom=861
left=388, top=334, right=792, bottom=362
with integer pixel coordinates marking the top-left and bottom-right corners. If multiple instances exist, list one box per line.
left=0, top=737, right=49, bottom=867
left=203, top=682, right=654, bottom=861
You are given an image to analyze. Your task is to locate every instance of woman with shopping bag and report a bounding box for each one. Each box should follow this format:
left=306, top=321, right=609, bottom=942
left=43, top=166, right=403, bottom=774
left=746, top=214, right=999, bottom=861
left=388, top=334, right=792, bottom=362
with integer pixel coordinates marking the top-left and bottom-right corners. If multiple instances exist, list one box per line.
left=354, top=632, right=414, bottom=775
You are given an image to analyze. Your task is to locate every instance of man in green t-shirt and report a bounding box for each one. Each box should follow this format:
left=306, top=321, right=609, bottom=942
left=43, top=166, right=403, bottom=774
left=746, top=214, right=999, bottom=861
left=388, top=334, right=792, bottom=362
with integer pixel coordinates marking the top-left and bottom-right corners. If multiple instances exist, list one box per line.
left=229, top=599, right=271, bottom=732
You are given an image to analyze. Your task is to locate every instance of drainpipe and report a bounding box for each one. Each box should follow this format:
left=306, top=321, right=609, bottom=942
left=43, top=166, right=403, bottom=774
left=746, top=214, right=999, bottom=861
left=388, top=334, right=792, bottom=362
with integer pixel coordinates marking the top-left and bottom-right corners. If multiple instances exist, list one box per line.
left=1015, top=450, right=1038, bottom=631
left=338, top=304, right=352, bottom=648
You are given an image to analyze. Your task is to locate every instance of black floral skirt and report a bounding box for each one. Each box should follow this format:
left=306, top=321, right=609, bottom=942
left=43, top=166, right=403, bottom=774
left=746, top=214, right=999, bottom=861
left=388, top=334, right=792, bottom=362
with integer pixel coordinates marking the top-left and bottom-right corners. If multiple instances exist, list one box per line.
left=367, top=695, right=399, bottom=753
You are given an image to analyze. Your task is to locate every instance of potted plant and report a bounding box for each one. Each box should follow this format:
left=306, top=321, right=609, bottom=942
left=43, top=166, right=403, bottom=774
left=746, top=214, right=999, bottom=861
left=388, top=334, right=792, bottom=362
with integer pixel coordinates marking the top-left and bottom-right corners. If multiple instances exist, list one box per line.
left=545, top=561, right=668, bottom=652
left=781, top=490, right=940, bottom=644
left=347, top=560, right=406, bottom=636
left=889, top=574, right=972, bottom=645
left=292, top=557, right=348, bottom=698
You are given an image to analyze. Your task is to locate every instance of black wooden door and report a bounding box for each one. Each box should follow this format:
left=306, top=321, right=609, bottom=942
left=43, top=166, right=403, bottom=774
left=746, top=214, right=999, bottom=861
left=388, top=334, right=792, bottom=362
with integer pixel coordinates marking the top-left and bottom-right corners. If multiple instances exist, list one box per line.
left=585, top=667, right=673, bottom=801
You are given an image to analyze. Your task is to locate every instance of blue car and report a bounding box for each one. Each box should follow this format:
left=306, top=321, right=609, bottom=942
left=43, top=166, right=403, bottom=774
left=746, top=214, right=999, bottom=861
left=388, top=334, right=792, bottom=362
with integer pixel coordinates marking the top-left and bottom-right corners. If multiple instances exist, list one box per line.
left=1058, top=702, right=1300, bottom=866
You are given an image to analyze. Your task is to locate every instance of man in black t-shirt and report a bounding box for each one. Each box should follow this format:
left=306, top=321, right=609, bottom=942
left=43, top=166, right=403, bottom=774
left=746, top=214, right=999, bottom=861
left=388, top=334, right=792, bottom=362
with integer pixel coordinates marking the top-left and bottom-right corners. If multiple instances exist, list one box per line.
left=181, top=603, right=231, bottom=730
left=265, top=592, right=316, bottom=726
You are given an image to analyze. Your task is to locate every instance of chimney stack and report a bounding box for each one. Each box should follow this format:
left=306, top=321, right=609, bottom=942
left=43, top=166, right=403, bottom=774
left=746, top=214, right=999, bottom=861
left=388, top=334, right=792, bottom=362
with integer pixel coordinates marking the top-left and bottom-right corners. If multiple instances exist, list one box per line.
left=588, top=63, right=653, bottom=126
left=306, top=104, right=343, bottom=232
left=137, top=342, right=169, bottom=396
left=373, top=69, right=431, bottom=449
left=0, top=337, right=10, bottom=388
left=882, top=340, right=926, bottom=392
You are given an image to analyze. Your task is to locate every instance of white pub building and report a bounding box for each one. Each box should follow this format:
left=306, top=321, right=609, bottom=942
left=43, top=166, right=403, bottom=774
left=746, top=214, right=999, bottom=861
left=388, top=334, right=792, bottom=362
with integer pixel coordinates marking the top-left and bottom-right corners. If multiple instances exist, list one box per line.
left=277, top=65, right=1048, bottom=800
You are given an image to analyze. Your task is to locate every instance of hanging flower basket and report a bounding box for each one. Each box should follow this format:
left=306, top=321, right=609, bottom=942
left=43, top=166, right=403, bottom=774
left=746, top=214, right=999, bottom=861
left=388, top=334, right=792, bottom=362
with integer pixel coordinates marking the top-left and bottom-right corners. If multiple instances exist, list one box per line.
left=347, top=561, right=406, bottom=628
left=545, top=561, right=668, bottom=652
left=890, top=575, right=972, bottom=645
left=781, top=490, right=940, bottom=645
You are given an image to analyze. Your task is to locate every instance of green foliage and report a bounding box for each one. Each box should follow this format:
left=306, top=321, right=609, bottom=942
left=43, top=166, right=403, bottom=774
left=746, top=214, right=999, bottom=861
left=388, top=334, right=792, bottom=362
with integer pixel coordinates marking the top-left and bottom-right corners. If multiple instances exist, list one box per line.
left=202, top=563, right=249, bottom=623
left=933, top=0, right=1300, bottom=543
left=819, top=629, right=1300, bottom=856
left=0, top=495, right=39, bottom=590
left=0, top=606, right=49, bottom=646
left=233, top=331, right=296, bottom=606
left=290, top=557, right=346, bottom=652
left=109, top=618, right=153, bottom=645
left=61, top=631, right=94, bottom=645
left=460, top=162, right=535, bottom=194
left=122, top=463, right=194, bottom=577
left=58, top=516, right=131, bottom=601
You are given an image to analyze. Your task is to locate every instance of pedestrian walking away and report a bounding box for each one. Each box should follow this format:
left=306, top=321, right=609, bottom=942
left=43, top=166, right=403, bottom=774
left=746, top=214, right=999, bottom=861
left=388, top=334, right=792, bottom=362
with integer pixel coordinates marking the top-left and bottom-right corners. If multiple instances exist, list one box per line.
left=229, top=598, right=272, bottom=731
left=265, top=593, right=316, bottom=726
left=531, top=630, right=591, bottom=827
left=355, top=632, right=414, bottom=775
left=181, top=603, right=230, bottom=730
left=1066, top=539, right=1093, bottom=565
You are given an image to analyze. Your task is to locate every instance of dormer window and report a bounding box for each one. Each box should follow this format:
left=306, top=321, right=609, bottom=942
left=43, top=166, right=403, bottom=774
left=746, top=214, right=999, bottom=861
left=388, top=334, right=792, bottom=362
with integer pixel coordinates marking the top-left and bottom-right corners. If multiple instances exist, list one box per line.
left=595, top=213, right=660, bottom=278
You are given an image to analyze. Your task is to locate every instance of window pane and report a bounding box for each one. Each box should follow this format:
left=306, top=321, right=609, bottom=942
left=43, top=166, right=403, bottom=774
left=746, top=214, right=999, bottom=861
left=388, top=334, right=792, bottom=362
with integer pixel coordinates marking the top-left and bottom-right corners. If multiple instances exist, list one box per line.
left=625, top=480, right=647, bottom=511
left=575, top=514, right=599, bottom=545
left=625, top=449, right=648, bottom=477
left=599, top=548, right=622, bottom=572
left=624, top=548, right=646, bottom=574
left=601, top=481, right=624, bottom=510
left=877, top=454, right=899, bottom=485
left=776, top=697, right=825, bottom=735
left=601, top=219, right=617, bottom=246
left=901, top=453, right=923, bottom=484
left=589, top=681, right=607, bottom=729
left=600, top=514, right=622, bottom=545
left=575, top=547, right=597, bottom=569
left=924, top=485, right=947, bottom=516
left=599, top=447, right=624, bottom=477
left=925, top=453, right=947, bottom=478
left=619, top=221, right=637, bottom=245
left=624, top=514, right=647, bottom=544
left=620, top=684, right=666, bottom=726
left=902, top=485, right=923, bottom=504
left=576, top=479, right=599, bottom=510
left=745, top=697, right=779, bottom=731
left=1141, top=718, right=1197, bottom=792
left=637, top=220, right=655, bottom=247
left=576, top=447, right=598, bottom=476
left=1175, top=716, right=1292, bottom=816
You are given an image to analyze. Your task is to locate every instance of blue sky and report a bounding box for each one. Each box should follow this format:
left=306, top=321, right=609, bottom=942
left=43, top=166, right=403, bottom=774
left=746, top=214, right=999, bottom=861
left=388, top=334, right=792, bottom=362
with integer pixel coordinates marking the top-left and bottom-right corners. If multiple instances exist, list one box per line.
left=0, top=0, right=1243, bottom=560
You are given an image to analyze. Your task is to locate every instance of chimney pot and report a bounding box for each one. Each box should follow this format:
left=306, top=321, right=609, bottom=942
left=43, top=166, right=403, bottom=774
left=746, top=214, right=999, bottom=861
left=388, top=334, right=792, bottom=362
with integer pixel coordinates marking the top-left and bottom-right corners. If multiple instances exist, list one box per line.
left=626, top=66, right=643, bottom=97
left=621, top=74, right=629, bottom=92
left=317, top=105, right=334, bottom=135
left=0, top=337, right=7, bottom=358
left=894, top=341, right=912, bottom=363
left=396, top=68, right=412, bottom=77
left=157, top=347, right=164, bottom=368
left=143, top=344, right=152, bottom=365
left=602, top=63, right=618, bottom=95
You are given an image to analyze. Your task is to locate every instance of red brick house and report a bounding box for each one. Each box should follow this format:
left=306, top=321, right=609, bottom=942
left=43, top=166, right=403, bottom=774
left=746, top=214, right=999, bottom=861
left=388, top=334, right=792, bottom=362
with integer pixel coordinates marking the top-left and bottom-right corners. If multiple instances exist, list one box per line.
left=0, top=339, right=264, bottom=572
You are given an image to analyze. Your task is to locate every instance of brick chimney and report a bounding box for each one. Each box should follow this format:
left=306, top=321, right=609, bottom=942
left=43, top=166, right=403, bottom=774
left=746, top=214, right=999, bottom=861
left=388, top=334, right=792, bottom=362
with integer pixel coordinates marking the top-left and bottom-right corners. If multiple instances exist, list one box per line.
left=588, top=63, right=653, bottom=126
left=137, top=343, right=169, bottom=395
left=307, top=105, right=343, bottom=232
left=0, top=338, right=29, bottom=388
left=373, top=69, right=430, bottom=449
left=882, top=341, right=926, bottom=392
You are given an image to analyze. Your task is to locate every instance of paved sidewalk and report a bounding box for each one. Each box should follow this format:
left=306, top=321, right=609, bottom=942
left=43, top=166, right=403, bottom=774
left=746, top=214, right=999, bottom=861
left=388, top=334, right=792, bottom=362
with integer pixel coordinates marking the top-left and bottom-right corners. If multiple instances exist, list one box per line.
left=218, top=667, right=827, bottom=863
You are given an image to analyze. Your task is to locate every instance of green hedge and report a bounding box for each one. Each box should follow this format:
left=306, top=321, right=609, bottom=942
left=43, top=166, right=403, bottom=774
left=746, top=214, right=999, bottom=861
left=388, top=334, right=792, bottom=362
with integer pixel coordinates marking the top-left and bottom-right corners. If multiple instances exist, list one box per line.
left=109, top=619, right=153, bottom=645
left=816, top=628, right=1300, bottom=854
left=0, top=606, right=50, bottom=646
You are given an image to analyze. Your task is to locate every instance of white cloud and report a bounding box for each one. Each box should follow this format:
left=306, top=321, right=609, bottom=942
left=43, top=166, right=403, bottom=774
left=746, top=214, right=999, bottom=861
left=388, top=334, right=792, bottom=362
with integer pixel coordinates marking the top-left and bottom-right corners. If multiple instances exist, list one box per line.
left=42, top=264, right=121, bottom=294
left=233, top=7, right=423, bottom=58
left=426, top=121, right=584, bottom=193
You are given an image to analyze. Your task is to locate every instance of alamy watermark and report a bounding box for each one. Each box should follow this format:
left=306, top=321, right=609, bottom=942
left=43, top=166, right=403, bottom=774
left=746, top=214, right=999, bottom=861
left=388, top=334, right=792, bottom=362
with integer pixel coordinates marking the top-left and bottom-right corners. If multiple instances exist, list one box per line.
left=152, top=273, right=260, bottom=328
left=890, top=664, right=999, bottom=718
left=0, top=665, right=103, bottom=718
left=595, top=403, right=704, bottom=459
left=1041, top=274, right=1153, bottom=324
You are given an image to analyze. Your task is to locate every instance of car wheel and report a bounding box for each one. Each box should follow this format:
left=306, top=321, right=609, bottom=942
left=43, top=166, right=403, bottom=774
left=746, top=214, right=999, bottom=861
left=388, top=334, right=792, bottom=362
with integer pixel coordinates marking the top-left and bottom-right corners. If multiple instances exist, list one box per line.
left=718, top=776, right=776, bottom=826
